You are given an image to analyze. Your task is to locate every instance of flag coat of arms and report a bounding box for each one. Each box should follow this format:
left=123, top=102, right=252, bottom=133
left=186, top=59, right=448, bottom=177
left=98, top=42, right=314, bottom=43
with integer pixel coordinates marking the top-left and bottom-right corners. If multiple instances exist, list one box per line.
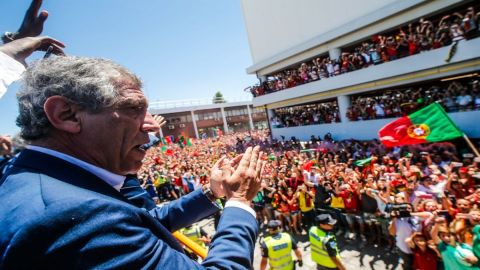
left=378, top=103, right=462, bottom=147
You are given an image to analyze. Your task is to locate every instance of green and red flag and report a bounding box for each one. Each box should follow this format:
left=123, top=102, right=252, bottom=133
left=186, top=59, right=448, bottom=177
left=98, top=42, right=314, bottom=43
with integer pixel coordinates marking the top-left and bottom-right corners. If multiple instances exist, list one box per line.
left=378, top=103, right=462, bottom=147
left=354, top=157, right=374, bottom=167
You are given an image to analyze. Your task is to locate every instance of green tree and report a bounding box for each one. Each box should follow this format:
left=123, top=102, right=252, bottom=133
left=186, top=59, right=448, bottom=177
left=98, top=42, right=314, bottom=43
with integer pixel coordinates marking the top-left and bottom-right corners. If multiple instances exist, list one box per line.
left=212, top=91, right=227, bottom=103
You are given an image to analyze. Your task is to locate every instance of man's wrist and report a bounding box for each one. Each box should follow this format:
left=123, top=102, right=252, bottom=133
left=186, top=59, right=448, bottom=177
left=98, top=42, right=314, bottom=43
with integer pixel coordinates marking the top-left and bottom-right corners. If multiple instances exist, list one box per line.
left=202, top=184, right=223, bottom=209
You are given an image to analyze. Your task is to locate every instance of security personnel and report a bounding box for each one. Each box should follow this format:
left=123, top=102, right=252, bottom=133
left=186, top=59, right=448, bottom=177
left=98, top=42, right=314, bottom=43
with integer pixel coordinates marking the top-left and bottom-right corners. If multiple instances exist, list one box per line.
left=179, top=224, right=210, bottom=260
left=260, top=220, right=303, bottom=270
left=309, top=214, right=347, bottom=270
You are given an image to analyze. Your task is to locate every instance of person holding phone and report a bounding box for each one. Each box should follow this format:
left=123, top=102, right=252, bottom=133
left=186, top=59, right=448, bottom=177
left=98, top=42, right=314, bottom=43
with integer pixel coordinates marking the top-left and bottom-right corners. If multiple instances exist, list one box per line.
left=389, top=203, right=419, bottom=270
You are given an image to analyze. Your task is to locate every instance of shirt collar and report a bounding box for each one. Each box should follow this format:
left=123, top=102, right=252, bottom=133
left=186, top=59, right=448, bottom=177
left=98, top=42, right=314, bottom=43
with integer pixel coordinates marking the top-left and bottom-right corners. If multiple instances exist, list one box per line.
left=26, top=145, right=126, bottom=191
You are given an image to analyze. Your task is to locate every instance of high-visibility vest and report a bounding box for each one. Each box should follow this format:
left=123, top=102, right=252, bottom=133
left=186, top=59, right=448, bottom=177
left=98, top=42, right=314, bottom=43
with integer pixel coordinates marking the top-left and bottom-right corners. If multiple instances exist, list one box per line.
left=309, top=227, right=340, bottom=268
left=299, top=191, right=314, bottom=212
left=157, top=176, right=168, bottom=185
left=264, top=233, right=294, bottom=270
left=180, top=225, right=205, bottom=251
left=330, top=196, right=345, bottom=209
left=215, top=199, right=224, bottom=210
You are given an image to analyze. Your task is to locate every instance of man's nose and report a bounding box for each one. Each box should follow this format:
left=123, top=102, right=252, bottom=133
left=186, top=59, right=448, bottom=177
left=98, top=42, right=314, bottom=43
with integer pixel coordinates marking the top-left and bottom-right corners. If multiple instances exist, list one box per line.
left=142, top=113, right=160, bottom=133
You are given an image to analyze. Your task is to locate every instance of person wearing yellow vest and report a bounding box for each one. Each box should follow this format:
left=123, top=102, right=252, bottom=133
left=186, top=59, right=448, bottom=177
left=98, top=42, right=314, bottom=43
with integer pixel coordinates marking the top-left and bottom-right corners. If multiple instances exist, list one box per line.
left=180, top=224, right=211, bottom=260
left=309, top=214, right=346, bottom=270
left=296, top=184, right=316, bottom=232
left=260, top=220, right=303, bottom=270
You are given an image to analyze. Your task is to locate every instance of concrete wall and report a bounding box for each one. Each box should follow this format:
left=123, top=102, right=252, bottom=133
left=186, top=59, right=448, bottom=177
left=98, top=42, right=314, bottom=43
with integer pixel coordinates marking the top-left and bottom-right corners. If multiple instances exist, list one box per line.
left=241, top=0, right=397, bottom=64
left=271, top=111, right=480, bottom=141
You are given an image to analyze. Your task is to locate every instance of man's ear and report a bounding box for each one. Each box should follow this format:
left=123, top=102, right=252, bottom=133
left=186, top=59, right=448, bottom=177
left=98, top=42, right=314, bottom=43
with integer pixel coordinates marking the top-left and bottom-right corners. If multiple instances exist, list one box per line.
left=43, top=96, right=82, bottom=134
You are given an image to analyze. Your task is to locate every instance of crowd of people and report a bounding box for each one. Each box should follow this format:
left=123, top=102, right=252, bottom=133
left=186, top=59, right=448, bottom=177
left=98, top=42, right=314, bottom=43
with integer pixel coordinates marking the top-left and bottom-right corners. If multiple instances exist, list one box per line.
left=271, top=100, right=340, bottom=128
left=266, top=77, right=479, bottom=129
left=348, top=78, right=480, bottom=121
left=3, top=1, right=480, bottom=269
left=247, top=4, right=479, bottom=97
left=135, top=129, right=480, bottom=269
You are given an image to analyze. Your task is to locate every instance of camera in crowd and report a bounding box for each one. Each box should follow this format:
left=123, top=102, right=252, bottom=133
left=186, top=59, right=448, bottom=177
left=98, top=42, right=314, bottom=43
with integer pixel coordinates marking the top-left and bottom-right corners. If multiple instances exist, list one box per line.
left=386, top=203, right=412, bottom=218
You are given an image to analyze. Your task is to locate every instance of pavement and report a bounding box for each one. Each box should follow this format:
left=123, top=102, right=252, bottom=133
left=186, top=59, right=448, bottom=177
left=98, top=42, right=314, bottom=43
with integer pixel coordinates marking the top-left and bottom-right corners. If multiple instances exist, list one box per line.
left=197, top=217, right=404, bottom=270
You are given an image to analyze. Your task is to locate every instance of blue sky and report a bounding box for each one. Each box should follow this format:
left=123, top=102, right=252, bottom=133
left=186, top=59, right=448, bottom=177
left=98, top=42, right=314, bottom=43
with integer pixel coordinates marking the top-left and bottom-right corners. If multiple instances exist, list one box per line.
left=0, top=0, right=257, bottom=135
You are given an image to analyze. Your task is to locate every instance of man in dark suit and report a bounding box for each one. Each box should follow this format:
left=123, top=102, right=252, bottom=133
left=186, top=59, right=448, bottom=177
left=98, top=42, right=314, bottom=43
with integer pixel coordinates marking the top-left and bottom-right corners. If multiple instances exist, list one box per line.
left=0, top=53, right=265, bottom=269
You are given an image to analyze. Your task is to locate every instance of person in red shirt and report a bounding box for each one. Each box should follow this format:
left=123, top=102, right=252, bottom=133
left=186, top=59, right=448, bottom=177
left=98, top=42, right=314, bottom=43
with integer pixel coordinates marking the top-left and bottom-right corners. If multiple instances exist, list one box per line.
left=277, top=197, right=292, bottom=232
left=282, top=187, right=301, bottom=234
left=408, top=35, right=419, bottom=55
left=385, top=37, right=398, bottom=60
left=336, top=183, right=365, bottom=241
left=406, top=232, right=440, bottom=270
left=285, top=172, right=304, bottom=191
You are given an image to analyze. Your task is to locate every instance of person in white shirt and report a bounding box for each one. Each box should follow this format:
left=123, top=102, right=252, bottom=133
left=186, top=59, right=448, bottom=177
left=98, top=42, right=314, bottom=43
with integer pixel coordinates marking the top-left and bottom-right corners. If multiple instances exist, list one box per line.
left=0, top=0, right=65, bottom=98
left=456, top=90, right=473, bottom=110
left=0, top=36, right=64, bottom=98
left=304, top=166, right=321, bottom=185
left=374, top=102, right=386, bottom=118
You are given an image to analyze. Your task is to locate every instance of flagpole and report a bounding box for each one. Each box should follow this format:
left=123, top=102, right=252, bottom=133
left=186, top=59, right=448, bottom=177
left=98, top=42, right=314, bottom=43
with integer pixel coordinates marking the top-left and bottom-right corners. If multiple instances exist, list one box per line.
left=463, top=133, right=480, bottom=157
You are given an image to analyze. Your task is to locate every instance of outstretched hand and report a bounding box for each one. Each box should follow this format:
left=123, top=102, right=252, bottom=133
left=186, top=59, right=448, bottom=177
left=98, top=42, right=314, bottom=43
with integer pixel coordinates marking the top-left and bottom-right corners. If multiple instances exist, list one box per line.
left=16, top=0, right=49, bottom=40
left=153, top=115, right=167, bottom=128
left=0, top=36, right=65, bottom=67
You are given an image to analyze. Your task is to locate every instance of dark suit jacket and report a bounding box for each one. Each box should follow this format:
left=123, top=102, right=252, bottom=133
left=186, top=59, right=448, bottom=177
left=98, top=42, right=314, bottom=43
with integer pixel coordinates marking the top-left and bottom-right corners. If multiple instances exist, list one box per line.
left=121, top=175, right=158, bottom=210
left=0, top=149, right=258, bottom=269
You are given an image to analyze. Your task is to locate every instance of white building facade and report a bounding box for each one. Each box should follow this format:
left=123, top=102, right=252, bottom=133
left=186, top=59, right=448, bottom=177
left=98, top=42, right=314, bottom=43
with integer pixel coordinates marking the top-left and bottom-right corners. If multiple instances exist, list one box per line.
left=241, top=0, right=480, bottom=141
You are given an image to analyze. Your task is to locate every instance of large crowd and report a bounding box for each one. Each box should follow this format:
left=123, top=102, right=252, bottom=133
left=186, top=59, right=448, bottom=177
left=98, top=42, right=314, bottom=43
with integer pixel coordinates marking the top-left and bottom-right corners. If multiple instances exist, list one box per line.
left=135, top=129, right=480, bottom=269
left=2, top=1, right=480, bottom=269
left=348, top=78, right=480, bottom=121
left=268, top=77, right=479, bottom=129
left=271, top=100, right=340, bottom=128
left=247, top=5, right=479, bottom=97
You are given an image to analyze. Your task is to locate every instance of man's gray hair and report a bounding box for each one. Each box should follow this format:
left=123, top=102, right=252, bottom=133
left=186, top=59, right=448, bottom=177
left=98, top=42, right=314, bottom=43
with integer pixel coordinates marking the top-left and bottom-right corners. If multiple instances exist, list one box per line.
left=16, top=56, right=141, bottom=140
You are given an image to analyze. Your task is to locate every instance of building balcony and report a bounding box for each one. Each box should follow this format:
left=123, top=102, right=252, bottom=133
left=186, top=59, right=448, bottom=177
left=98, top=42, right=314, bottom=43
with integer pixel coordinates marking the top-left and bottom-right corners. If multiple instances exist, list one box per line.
left=253, top=37, right=480, bottom=108
left=271, top=110, right=480, bottom=141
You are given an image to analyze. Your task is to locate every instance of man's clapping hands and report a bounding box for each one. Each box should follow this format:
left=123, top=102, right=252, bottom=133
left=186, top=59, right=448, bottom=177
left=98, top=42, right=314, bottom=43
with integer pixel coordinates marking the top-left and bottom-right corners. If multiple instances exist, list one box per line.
left=210, top=146, right=265, bottom=205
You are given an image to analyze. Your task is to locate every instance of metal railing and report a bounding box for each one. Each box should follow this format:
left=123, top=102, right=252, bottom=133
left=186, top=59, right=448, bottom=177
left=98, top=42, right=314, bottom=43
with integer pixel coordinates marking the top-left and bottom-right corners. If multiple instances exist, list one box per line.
left=149, top=96, right=252, bottom=110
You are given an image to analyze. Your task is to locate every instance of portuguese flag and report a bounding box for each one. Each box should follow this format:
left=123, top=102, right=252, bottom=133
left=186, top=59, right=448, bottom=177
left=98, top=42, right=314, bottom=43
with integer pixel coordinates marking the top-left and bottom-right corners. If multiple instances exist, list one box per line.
left=379, top=103, right=462, bottom=147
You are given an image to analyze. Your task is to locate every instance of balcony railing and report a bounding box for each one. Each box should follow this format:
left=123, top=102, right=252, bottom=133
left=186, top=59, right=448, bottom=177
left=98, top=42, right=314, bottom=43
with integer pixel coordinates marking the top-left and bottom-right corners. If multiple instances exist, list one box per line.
left=149, top=96, right=251, bottom=110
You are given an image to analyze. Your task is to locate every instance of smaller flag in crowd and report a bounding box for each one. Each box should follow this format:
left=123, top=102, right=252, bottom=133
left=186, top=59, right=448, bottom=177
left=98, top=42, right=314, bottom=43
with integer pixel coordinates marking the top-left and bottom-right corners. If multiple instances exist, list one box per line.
left=354, top=157, right=374, bottom=167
